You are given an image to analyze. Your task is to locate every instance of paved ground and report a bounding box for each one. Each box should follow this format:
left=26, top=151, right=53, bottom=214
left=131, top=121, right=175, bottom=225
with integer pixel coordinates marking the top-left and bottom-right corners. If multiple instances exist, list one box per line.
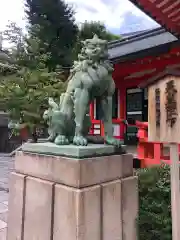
left=0, top=190, right=8, bottom=239
left=0, top=155, right=14, bottom=192
left=0, top=155, right=14, bottom=239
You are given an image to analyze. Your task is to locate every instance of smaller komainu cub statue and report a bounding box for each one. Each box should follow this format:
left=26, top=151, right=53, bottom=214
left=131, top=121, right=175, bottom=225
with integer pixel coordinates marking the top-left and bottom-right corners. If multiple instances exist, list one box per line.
left=43, top=35, right=122, bottom=147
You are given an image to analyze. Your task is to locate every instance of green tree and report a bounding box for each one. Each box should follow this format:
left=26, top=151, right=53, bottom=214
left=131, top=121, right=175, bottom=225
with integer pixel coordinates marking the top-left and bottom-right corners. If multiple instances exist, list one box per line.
left=137, top=165, right=172, bottom=240
left=2, top=21, right=25, bottom=62
left=0, top=35, right=66, bottom=142
left=25, top=0, right=78, bottom=70
left=2, top=21, right=24, bottom=48
left=74, top=21, right=120, bottom=58
left=78, top=21, right=120, bottom=41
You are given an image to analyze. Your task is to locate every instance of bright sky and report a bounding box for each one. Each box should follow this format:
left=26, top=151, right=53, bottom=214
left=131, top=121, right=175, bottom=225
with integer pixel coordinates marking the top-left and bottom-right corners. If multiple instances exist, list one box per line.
left=0, top=0, right=26, bottom=31
left=0, top=0, right=158, bottom=35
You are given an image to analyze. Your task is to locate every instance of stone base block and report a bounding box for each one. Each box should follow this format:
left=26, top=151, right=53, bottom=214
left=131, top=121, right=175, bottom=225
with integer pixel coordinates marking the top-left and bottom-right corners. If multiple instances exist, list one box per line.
left=122, top=176, right=138, bottom=240
left=7, top=173, right=25, bottom=240
left=23, top=177, right=53, bottom=240
left=53, top=184, right=101, bottom=240
left=7, top=149, right=138, bottom=240
left=15, top=150, right=133, bottom=188
left=102, top=180, right=122, bottom=240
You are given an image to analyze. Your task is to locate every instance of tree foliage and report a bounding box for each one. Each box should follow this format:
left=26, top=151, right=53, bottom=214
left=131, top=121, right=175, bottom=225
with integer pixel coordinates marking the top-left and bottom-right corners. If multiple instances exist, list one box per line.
left=0, top=34, right=66, bottom=140
left=0, top=66, right=65, bottom=124
left=0, top=2, right=121, bottom=140
left=2, top=21, right=24, bottom=47
left=74, top=21, right=121, bottom=58
left=78, top=21, right=120, bottom=41
left=25, top=0, right=78, bottom=70
left=137, top=165, right=172, bottom=240
left=2, top=21, right=25, bottom=61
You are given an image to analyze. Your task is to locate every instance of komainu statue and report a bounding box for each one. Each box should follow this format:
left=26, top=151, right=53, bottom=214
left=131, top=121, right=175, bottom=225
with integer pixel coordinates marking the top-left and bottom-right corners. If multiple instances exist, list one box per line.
left=43, top=35, right=122, bottom=147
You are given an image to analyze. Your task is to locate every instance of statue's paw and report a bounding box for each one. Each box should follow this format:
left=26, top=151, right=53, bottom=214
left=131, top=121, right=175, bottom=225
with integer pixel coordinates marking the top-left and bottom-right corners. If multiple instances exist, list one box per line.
left=55, top=135, right=69, bottom=145
left=73, top=136, right=88, bottom=146
left=114, top=139, right=122, bottom=148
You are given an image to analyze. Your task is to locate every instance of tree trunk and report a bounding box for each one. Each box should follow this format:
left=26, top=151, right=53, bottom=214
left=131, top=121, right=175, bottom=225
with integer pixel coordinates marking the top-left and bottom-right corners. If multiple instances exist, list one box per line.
left=20, top=127, right=29, bottom=142
left=31, top=126, right=38, bottom=143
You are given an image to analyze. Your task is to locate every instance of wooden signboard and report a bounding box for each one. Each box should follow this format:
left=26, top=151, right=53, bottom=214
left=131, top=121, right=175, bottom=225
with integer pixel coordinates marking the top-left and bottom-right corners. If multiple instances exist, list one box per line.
left=147, top=72, right=180, bottom=143
left=140, top=69, right=180, bottom=240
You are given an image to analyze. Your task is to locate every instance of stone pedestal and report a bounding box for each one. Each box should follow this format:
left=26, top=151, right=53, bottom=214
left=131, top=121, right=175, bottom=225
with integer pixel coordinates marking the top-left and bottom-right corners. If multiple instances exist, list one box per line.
left=7, top=143, right=138, bottom=240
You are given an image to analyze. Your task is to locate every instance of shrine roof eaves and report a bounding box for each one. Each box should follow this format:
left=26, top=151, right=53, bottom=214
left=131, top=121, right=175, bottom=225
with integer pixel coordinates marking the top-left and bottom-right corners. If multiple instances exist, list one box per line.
left=108, top=27, right=178, bottom=62
left=108, top=27, right=164, bottom=47
left=139, top=69, right=180, bottom=88
left=128, top=0, right=180, bottom=38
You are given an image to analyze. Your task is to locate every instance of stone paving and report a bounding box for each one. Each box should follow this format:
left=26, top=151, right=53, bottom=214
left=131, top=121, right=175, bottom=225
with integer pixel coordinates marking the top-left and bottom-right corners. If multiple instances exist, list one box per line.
left=0, top=190, right=8, bottom=239
left=0, top=155, right=14, bottom=192
left=0, top=155, right=14, bottom=239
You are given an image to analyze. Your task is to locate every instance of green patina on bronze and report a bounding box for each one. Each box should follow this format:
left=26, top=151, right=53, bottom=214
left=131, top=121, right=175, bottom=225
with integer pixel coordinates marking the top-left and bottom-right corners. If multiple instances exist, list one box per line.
left=43, top=35, right=122, bottom=147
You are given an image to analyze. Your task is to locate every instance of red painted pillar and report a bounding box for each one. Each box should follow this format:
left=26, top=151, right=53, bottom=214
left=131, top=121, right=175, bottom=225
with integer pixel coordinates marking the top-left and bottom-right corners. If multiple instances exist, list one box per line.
left=89, top=102, right=94, bottom=134
left=100, top=121, right=105, bottom=137
left=89, top=102, right=94, bottom=121
left=120, top=87, right=126, bottom=139
left=153, top=143, right=162, bottom=165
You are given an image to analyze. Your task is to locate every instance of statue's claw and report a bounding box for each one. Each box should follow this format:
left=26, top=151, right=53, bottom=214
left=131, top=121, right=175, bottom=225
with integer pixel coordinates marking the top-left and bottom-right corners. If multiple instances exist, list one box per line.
left=73, top=135, right=88, bottom=146
left=55, top=135, right=69, bottom=145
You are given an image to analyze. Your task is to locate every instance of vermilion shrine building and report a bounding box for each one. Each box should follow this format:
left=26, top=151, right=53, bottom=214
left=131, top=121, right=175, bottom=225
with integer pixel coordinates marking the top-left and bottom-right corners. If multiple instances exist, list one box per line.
left=90, top=0, right=180, bottom=146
